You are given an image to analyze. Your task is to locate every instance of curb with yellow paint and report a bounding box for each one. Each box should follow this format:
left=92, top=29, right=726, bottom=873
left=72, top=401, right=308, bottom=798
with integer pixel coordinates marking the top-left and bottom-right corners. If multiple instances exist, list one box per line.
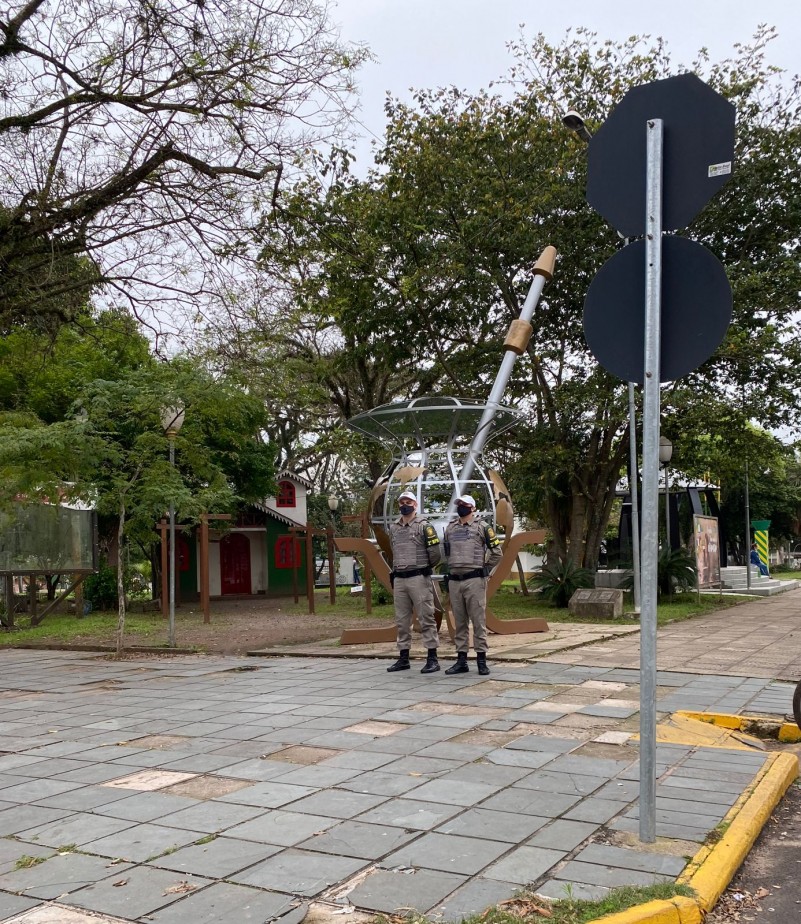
left=678, top=709, right=801, bottom=743
left=580, top=717, right=798, bottom=924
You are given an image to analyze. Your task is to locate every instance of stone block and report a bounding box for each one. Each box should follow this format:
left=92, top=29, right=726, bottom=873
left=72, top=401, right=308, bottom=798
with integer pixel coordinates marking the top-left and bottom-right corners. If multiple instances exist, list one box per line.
left=568, top=588, right=624, bottom=618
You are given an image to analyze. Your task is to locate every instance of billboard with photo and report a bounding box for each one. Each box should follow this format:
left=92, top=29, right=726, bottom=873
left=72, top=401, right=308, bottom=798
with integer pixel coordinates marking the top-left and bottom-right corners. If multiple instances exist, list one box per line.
left=0, top=504, right=97, bottom=574
left=693, top=515, right=720, bottom=589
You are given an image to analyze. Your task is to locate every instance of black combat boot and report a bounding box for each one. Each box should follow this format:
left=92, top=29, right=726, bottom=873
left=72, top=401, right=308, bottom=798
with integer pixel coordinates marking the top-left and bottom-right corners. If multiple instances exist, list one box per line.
left=387, top=649, right=410, bottom=672
left=476, top=652, right=490, bottom=676
left=421, top=648, right=440, bottom=674
left=445, top=652, right=469, bottom=675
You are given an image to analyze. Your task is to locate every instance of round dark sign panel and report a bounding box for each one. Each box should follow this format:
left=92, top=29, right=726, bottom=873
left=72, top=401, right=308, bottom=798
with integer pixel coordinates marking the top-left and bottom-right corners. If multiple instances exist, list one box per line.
left=583, top=236, right=732, bottom=384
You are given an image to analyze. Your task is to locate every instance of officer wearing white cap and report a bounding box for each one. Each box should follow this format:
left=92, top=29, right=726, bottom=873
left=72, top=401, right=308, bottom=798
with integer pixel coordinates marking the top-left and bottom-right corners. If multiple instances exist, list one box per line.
left=442, top=494, right=502, bottom=675
left=386, top=490, right=442, bottom=673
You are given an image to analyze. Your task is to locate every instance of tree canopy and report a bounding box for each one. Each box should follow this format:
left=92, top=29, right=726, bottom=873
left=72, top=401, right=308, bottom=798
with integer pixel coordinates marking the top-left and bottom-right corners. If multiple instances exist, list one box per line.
left=0, top=0, right=367, bottom=334
left=245, top=27, right=801, bottom=564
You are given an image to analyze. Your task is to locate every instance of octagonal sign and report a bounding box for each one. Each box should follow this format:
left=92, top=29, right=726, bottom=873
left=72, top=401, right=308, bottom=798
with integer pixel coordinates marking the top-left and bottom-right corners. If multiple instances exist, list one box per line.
left=586, top=73, right=735, bottom=237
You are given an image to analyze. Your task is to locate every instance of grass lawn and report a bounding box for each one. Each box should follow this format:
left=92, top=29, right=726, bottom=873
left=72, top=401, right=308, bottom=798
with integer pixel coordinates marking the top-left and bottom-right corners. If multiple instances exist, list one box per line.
left=0, top=582, right=752, bottom=650
left=293, top=581, right=749, bottom=628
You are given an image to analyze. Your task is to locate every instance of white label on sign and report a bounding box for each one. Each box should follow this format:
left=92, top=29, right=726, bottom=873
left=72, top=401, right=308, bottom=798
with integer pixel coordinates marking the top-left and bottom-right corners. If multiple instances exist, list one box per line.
left=708, top=161, right=732, bottom=178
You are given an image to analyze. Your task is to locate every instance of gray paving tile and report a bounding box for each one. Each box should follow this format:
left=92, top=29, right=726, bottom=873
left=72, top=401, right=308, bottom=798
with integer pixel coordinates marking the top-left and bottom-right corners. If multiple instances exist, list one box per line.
left=382, top=831, right=511, bottom=875
left=339, top=772, right=427, bottom=797
left=93, top=791, right=199, bottom=823
left=0, top=852, right=134, bottom=899
left=543, top=754, right=636, bottom=777
left=0, top=890, right=40, bottom=919
left=556, top=859, right=672, bottom=888
left=563, top=798, right=629, bottom=824
left=405, top=778, right=500, bottom=807
left=479, top=788, right=581, bottom=817
left=67, top=864, right=211, bottom=918
left=481, top=748, right=556, bottom=770
left=146, top=881, right=301, bottom=924
left=345, top=867, right=468, bottom=914
left=514, top=770, right=607, bottom=796
left=356, top=798, right=463, bottom=830
left=505, top=735, right=581, bottom=754
left=158, top=801, right=268, bottom=833
left=148, top=835, right=282, bottom=877
left=215, top=780, right=318, bottom=808
left=297, top=819, right=419, bottom=859
left=0, top=806, right=70, bottom=837
left=577, top=844, right=686, bottom=876
left=437, top=807, right=549, bottom=843
left=82, top=822, right=204, bottom=862
left=483, top=844, right=565, bottom=884
left=281, top=789, right=387, bottom=819
left=526, top=819, right=599, bottom=851
left=430, top=876, right=520, bottom=922
left=537, top=878, right=609, bottom=901
left=230, top=848, right=367, bottom=896
left=20, top=812, right=136, bottom=850
left=226, top=809, right=338, bottom=846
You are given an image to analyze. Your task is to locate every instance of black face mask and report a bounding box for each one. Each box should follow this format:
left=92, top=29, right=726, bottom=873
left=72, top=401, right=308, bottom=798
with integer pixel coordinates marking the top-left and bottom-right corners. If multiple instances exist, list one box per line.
left=456, top=504, right=473, bottom=518
left=399, top=504, right=415, bottom=516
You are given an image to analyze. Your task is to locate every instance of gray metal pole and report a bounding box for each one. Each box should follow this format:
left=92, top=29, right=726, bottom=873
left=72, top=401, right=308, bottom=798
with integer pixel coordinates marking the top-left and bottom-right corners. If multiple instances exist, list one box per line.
left=639, top=118, right=663, bottom=844
left=664, top=464, right=671, bottom=551
left=744, top=460, right=751, bottom=591
left=169, top=438, right=176, bottom=649
left=628, top=383, right=641, bottom=615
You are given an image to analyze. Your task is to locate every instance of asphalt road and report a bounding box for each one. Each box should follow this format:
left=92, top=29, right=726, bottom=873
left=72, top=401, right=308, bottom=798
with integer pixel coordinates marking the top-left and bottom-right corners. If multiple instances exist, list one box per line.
left=708, top=743, right=801, bottom=923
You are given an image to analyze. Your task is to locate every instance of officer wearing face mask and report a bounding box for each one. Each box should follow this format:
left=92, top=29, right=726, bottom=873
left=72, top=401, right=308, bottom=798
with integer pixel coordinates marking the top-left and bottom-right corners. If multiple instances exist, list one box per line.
left=386, top=491, right=442, bottom=674
left=443, top=494, right=502, bottom=676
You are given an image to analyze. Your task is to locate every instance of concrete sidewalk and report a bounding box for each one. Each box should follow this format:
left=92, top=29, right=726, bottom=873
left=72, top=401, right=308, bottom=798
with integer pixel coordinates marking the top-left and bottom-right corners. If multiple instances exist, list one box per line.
left=0, top=631, right=796, bottom=923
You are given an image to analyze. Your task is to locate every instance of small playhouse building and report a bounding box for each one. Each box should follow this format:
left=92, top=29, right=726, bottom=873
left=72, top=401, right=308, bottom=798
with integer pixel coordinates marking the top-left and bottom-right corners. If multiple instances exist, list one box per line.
left=176, top=472, right=311, bottom=601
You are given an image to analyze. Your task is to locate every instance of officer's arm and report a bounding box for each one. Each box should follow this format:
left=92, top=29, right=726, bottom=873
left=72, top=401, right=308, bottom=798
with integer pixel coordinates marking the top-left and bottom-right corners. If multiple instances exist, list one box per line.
left=483, top=525, right=503, bottom=573
left=424, top=524, right=441, bottom=566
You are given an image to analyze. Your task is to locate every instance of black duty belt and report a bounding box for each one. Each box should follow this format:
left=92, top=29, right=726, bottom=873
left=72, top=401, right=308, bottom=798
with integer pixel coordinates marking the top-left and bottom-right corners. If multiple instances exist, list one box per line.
left=394, top=567, right=433, bottom=579
left=448, top=568, right=485, bottom=582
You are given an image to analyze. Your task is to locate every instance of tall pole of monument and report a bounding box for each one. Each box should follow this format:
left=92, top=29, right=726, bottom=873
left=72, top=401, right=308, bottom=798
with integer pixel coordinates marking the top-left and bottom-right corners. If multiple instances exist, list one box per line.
left=639, top=118, right=664, bottom=844
left=451, top=246, right=556, bottom=507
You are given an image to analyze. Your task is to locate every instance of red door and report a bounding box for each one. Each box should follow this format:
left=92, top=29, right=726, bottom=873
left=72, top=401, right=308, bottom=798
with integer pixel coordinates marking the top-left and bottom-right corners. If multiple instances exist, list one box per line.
left=220, top=533, right=251, bottom=595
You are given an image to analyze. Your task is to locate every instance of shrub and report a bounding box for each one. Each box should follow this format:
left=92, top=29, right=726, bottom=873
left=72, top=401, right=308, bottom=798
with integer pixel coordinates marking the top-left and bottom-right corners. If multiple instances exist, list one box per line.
left=620, top=546, right=698, bottom=596
left=83, top=564, right=119, bottom=611
left=529, top=559, right=594, bottom=608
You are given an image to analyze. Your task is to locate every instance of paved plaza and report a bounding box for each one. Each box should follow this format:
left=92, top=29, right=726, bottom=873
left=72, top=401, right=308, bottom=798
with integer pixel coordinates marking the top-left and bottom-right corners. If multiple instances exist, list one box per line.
left=0, top=598, right=797, bottom=924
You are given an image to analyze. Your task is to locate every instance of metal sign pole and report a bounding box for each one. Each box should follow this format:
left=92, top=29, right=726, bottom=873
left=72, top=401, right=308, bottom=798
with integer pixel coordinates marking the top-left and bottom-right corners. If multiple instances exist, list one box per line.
left=639, top=118, right=663, bottom=844
left=628, top=383, right=641, bottom=615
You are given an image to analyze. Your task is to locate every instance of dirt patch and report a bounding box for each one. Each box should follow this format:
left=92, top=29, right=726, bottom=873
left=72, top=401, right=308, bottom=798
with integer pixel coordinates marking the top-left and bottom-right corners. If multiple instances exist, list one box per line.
left=15, top=595, right=393, bottom=656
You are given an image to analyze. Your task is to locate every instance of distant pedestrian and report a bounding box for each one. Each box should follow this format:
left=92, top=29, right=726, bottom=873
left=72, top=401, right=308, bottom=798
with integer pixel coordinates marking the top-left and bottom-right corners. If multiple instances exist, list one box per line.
left=750, top=543, right=770, bottom=578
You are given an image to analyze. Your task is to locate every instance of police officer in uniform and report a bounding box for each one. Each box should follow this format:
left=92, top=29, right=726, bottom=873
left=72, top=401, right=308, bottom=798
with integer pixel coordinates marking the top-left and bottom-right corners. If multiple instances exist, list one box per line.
left=387, top=491, right=442, bottom=674
left=443, top=494, right=502, bottom=676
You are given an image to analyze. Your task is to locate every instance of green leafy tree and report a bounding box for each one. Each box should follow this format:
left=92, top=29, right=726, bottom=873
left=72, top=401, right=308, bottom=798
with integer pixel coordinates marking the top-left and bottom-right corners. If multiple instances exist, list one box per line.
left=0, top=0, right=367, bottom=329
left=250, top=27, right=801, bottom=569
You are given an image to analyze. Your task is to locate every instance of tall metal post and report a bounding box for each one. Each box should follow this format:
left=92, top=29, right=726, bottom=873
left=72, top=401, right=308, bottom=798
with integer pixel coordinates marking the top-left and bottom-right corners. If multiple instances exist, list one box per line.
left=628, top=383, right=641, bottom=614
left=744, top=460, right=751, bottom=590
left=168, top=437, right=176, bottom=648
left=664, top=463, right=671, bottom=551
left=639, top=118, right=664, bottom=844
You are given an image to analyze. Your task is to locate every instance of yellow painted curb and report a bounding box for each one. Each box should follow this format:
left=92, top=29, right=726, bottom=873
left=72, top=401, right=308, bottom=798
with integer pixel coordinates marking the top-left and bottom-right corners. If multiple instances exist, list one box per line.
left=680, top=749, right=798, bottom=910
left=678, top=710, right=801, bottom=744
left=583, top=747, right=798, bottom=924
left=582, top=895, right=702, bottom=924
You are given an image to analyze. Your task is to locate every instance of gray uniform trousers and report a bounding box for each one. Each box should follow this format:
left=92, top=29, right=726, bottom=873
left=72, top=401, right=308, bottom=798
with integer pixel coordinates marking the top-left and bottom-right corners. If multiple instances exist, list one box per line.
left=394, top=573, right=438, bottom=650
left=449, top=576, right=488, bottom=653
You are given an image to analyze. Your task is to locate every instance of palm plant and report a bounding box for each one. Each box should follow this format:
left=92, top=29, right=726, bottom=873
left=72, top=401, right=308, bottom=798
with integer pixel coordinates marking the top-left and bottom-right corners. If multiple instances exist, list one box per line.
left=529, top=559, right=595, bottom=608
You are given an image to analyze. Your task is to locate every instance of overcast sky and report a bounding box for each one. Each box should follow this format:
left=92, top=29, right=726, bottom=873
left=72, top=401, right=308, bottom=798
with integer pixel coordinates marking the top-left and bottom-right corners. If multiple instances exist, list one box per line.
left=331, top=0, right=799, bottom=170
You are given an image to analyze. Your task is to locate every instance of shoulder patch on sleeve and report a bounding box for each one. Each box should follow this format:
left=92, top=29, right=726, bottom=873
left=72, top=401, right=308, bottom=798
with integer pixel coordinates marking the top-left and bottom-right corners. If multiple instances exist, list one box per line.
left=484, top=525, right=501, bottom=548
left=424, top=524, right=440, bottom=547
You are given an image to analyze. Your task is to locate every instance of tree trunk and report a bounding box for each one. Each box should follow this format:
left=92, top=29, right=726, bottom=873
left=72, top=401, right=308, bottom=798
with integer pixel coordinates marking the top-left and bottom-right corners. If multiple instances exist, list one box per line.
left=115, top=500, right=126, bottom=656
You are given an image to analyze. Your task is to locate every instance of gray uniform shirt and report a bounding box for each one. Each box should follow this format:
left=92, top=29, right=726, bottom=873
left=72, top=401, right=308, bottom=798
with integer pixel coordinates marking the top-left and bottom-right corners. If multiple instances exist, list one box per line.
left=444, top=517, right=503, bottom=574
left=390, top=515, right=442, bottom=571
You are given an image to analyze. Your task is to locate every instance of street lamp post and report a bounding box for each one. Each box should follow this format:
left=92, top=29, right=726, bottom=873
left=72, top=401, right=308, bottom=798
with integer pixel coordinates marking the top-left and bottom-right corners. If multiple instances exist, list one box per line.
left=659, top=436, right=673, bottom=551
left=160, top=405, right=185, bottom=648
